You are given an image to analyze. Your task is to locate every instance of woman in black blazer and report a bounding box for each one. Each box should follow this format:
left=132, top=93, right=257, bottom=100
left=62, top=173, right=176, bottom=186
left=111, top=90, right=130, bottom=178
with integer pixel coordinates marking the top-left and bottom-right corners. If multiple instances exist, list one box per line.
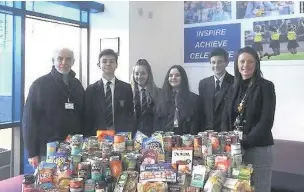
left=154, top=65, right=200, bottom=135
left=222, top=47, right=276, bottom=192
left=130, top=59, right=160, bottom=136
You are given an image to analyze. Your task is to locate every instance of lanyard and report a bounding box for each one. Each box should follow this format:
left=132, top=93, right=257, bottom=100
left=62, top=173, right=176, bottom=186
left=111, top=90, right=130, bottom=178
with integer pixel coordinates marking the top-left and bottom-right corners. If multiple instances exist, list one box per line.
left=51, top=72, right=72, bottom=102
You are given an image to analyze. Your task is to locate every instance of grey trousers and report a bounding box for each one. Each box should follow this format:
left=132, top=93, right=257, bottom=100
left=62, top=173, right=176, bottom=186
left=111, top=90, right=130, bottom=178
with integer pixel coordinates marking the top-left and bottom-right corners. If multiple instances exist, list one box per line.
left=243, top=145, right=274, bottom=192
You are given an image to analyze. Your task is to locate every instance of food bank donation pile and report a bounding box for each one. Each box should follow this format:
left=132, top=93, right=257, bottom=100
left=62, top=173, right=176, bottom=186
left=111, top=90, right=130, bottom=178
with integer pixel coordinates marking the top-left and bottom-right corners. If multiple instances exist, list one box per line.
left=22, top=130, right=254, bottom=192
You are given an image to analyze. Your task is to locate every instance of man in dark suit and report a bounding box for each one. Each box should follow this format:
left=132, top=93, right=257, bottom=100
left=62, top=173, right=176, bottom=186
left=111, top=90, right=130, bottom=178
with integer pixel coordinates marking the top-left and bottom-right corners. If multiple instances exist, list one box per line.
left=83, top=49, right=134, bottom=136
left=198, top=48, right=234, bottom=132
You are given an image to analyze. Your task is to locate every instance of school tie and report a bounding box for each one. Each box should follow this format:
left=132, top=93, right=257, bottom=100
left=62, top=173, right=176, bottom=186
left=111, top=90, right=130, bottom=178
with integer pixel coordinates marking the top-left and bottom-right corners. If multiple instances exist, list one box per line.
left=166, top=90, right=177, bottom=130
left=105, top=81, right=113, bottom=127
left=215, top=79, right=221, bottom=96
left=141, top=88, right=148, bottom=115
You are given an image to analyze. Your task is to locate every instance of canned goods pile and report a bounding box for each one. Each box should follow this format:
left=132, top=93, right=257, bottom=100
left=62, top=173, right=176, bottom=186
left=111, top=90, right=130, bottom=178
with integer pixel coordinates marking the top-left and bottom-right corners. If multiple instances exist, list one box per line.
left=22, top=130, right=254, bottom=192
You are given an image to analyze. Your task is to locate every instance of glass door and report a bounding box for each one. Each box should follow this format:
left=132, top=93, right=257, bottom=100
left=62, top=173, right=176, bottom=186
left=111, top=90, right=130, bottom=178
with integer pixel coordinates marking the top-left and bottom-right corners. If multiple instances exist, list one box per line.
left=23, top=17, right=85, bottom=173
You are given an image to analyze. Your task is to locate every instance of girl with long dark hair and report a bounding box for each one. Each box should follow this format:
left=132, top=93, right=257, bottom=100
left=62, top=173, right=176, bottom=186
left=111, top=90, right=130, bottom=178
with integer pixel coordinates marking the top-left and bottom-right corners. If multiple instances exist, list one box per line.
left=154, top=65, right=200, bottom=135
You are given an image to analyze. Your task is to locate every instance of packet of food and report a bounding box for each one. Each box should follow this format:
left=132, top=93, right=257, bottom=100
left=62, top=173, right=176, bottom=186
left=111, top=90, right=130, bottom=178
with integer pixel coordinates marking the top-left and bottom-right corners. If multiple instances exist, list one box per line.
left=134, top=131, right=148, bottom=152
left=142, top=135, right=165, bottom=162
left=203, top=170, right=226, bottom=192
left=97, top=130, right=115, bottom=141
left=54, top=152, right=69, bottom=168
left=124, top=171, right=139, bottom=192
left=137, top=182, right=168, bottom=192
left=58, top=163, right=72, bottom=188
left=190, top=165, right=206, bottom=188
left=37, top=161, right=56, bottom=189
left=117, top=132, right=132, bottom=141
left=46, top=141, right=59, bottom=158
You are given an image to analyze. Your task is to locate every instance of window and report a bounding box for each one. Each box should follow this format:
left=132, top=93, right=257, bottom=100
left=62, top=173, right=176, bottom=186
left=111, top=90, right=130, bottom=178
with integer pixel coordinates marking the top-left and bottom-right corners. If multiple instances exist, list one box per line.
left=0, top=13, right=13, bottom=124
left=26, top=1, right=81, bottom=22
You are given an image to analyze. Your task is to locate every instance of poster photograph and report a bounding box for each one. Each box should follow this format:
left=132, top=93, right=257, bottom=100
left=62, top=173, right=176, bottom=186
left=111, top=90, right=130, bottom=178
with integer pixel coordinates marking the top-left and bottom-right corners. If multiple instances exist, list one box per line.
left=184, top=1, right=231, bottom=24
left=244, top=17, right=304, bottom=60
left=184, top=23, right=241, bottom=63
left=236, top=1, right=295, bottom=19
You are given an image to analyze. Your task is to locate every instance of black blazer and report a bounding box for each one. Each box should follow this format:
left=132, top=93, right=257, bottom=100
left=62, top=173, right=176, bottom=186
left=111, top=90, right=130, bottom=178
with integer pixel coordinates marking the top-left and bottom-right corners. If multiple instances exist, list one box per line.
left=198, top=73, right=234, bottom=132
left=154, top=92, right=200, bottom=135
left=134, top=88, right=160, bottom=137
left=221, top=77, right=276, bottom=149
left=22, top=67, right=84, bottom=157
left=83, top=78, right=134, bottom=136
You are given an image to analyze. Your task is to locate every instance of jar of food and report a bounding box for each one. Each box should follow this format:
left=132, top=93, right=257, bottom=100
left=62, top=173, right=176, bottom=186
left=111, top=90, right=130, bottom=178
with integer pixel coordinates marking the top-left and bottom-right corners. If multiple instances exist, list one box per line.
left=113, top=134, right=126, bottom=152
left=110, top=156, right=122, bottom=179
left=22, top=175, right=35, bottom=192
left=70, top=178, right=84, bottom=192
left=71, top=134, right=84, bottom=155
left=84, top=179, right=95, bottom=192
left=95, top=181, right=107, bottom=192
left=87, top=136, right=99, bottom=153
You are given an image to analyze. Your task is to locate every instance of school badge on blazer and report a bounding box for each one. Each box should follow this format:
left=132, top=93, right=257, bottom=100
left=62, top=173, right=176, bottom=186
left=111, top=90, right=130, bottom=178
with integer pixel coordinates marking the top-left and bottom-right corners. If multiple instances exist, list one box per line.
left=119, top=100, right=125, bottom=107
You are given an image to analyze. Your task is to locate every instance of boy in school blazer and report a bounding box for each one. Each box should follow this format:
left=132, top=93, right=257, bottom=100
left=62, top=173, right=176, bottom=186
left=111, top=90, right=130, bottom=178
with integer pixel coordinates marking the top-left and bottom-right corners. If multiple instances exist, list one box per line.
left=83, top=49, right=134, bottom=136
left=198, top=48, right=234, bottom=132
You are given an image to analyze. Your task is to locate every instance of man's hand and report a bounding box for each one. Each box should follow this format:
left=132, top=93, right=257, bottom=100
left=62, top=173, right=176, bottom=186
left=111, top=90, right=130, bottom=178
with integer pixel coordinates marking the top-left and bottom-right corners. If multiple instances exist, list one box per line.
left=28, top=156, right=39, bottom=168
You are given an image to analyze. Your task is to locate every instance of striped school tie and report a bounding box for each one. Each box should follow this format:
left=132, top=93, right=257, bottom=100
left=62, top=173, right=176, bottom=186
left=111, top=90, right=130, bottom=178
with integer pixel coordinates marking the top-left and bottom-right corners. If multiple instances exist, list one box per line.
left=141, top=88, right=148, bottom=116
left=105, top=81, right=113, bottom=127
left=165, top=90, right=177, bottom=130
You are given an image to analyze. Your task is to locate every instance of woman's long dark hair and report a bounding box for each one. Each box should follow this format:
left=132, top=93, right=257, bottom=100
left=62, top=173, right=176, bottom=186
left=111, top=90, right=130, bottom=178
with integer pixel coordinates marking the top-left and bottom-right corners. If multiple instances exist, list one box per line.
left=157, top=65, right=191, bottom=115
left=234, top=46, right=263, bottom=88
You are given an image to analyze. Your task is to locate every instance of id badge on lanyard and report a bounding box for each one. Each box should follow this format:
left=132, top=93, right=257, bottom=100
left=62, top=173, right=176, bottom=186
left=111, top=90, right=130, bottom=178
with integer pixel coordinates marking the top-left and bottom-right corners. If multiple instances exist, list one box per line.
left=65, top=98, right=74, bottom=110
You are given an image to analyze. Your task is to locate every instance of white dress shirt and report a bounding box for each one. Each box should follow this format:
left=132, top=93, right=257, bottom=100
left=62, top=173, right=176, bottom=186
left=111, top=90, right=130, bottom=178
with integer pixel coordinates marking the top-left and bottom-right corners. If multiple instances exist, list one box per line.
left=101, top=76, right=115, bottom=125
left=214, top=72, right=226, bottom=88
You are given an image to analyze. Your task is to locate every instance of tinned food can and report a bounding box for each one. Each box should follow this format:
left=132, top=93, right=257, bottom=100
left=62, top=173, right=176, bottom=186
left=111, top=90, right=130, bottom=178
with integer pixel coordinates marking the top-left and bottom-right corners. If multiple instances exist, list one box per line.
left=182, top=134, right=194, bottom=148
left=218, top=133, right=227, bottom=153
left=113, top=134, right=126, bottom=152
left=78, top=162, right=91, bottom=180
left=210, top=132, right=220, bottom=154
left=84, top=179, right=95, bottom=192
left=126, top=140, right=134, bottom=151
left=206, top=155, right=215, bottom=169
left=172, top=135, right=182, bottom=147
left=89, top=157, right=103, bottom=181
left=164, top=131, right=175, bottom=136
left=198, top=132, right=208, bottom=138
left=193, top=136, right=202, bottom=157
left=163, top=136, right=173, bottom=152
left=70, top=178, right=84, bottom=192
